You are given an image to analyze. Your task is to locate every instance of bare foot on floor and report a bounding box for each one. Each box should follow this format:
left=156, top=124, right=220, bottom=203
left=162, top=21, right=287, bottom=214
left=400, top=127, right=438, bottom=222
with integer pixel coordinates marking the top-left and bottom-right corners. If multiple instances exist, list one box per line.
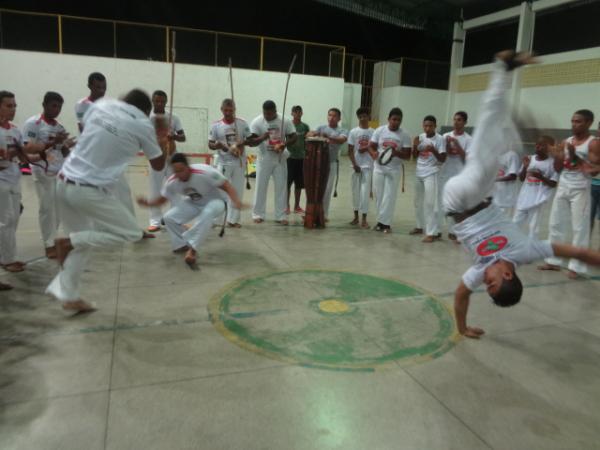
left=349, top=218, right=359, bottom=225
left=361, top=221, right=369, bottom=229
left=567, top=270, right=582, bottom=280
left=538, top=263, right=561, bottom=271
left=55, top=238, right=74, bottom=267
left=62, top=299, right=96, bottom=313
left=184, top=248, right=197, bottom=265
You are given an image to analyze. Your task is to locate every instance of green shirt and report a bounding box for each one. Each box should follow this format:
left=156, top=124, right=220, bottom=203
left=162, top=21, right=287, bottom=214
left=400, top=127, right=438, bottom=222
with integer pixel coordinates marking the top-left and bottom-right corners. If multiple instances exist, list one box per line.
left=288, top=121, right=310, bottom=159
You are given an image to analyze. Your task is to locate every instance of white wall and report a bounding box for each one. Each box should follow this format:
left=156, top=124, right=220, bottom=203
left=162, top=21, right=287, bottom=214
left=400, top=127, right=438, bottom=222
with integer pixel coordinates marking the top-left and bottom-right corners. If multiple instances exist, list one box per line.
left=0, top=49, right=345, bottom=152
left=378, top=86, right=449, bottom=137
left=342, top=83, right=362, bottom=130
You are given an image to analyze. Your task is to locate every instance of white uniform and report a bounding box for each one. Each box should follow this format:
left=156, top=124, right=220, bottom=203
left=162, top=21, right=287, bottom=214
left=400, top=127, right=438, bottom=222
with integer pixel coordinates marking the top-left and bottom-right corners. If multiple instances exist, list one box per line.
left=348, top=126, right=374, bottom=215
left=46, top=99, right=162, bottom=302
left=22, top=114, right=69, bottom=248
left=74, top=97, right=93, bottom=129
left=512, top=155, right=558, bottom=238
left=162, top=164, right=227, bottom=251
left=493, top=150, right=520, bottom=216
left=545, top=135, right=595, bottom=274
left=209, top=118, right=251, bottom=224
left=148, top=111, right=185, bottom=227
left=371, top=125, right=411, bottom=226
left=443, top=60, right=555, bottom=289
left=315, top=124, right=349, bottom=218
left=0, top=123, right=23, bottom=265
left=250, top=114, right=294, bottom=221
left=414, top=132, right=446, bottom=236
left=440, top=130, right=472, bottom=233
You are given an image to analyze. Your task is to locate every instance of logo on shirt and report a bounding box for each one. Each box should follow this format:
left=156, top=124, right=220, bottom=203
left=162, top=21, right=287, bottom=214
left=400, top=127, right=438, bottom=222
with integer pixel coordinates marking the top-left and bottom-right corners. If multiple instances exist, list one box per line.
left=476, top=236, right=508, bottom=256
left=184, top=188, right=203, bottom=200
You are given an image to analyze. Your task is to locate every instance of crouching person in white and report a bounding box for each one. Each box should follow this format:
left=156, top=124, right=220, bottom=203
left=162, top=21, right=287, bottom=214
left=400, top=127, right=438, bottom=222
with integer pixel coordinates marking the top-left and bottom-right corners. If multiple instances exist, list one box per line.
left=138, top=153, right=242, bottom=267
left=46, top=89, right=165, bottom=313
left=443, top=51, right=600, bottom=340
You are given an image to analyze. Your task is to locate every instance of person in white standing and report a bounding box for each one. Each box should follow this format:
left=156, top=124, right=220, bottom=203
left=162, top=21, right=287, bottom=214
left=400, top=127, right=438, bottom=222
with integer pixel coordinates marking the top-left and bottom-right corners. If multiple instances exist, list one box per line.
left=369, top=108, right=412, bottom=233
left=512, top=136, right=558, bottom=238
left=75, top=72, right=107, bottom=133
left=208, top=98, right=251, bottom=228
left=441, top=111, right=472, bottom=241
left=248, top=100, right=297, bottom=225
left=347, top=107, right=375, bottom=229
left=147, top=90, right=186, bottom=232
left=310, top=108, right=348, bottom=221
left=443, top=50, right=600, bottom=339
left=410, top=115, right=447, bottom=242
left=138, top=153, right=242, bottom=266
left=0, top=91, right=26, bottom=282
left=493, top=143, right=521, bottom=217
left=22, top=92, right=76, bottom=259
left=46, top=90, right=165, bottom=313
left=539, top=109, right=596, bottom=279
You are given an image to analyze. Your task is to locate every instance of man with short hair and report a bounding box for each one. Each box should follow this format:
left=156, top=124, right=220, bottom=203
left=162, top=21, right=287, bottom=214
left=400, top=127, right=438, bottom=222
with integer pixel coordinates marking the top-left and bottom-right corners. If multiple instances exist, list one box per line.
left=444, top=51, right=600, bottom=339
left=46, top=89, right=165, bottom=313
left=312, top=108, right=348, bottom=220
left=75, top=72, right=107, bottom=133
left=539, top=109, right=596, bottom=278
left=287, top=105, right=309, bottom=215
left=22, top=91, right=75, bottom=258
left=411, top=115, right=446, bottom=242
left=208, top=98, right=251, bottom=228
left=138, top=153, right=242, bottom=266
left=248, top=100, right=297, bottom=224
left=369, top=108, right=412, bottom=233
left=147, top=90, right=186, bottom=232
left=0, top=91, right=26, bottom=280
left=347, top=107, right=375, bottom=228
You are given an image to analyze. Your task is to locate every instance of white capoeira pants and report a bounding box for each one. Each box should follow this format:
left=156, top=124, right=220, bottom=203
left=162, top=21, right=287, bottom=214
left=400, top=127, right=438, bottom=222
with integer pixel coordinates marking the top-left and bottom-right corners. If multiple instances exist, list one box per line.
left=438, top=173, right=457, bottom=234
left=218, top=162, right=245, bottom=224
left=33, top=171, right=59, bottom=248
left=253, top=155, right=288, bottom=221
left=415, top=173, right=440, bottom=236
left=513, top=205, right=544, bottom=239
left=544, top=184, right=591, bottom=274
left=163, top=199, right=225, bottom=251
left=351, top=168, right=372, bottom=215
left=115, top=172, right=136, bottom=216
left=0, top=180, right=21, bottom=265
left=444, top=61, right=513, bottom=214
left=148, top=166, right=168, bottom=227
left=46, top=180, right=142, bottom=302
left=323, top=160, right=338, bottom=218
left=373, top=168, right=401, bottom=226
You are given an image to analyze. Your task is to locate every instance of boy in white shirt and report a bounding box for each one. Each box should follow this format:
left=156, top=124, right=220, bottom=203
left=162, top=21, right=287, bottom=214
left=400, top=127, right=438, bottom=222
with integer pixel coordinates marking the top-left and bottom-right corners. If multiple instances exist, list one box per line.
left=22, top=92, right=76, bottom=258
left=493, top=145, right=521, bottom=216
left=410, top=115, right=446, bottom=242
left=138, top=153, right=242, bottom=267
left=347, top=107, right=375, bottom=228
left=512, top=136, right=558, bottom=238
left=443, top=51, right=600, bottom=339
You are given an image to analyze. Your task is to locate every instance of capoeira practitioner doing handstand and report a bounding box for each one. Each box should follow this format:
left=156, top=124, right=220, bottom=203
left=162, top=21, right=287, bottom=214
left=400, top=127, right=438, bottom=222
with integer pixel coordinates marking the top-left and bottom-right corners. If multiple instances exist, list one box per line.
left=443, top=51, right=600, bottom=339
left=46, top=90, right=165, bottom=312
left=137, top=153, right=242, bottom=266
left=208, top=99, right=251, bottom=228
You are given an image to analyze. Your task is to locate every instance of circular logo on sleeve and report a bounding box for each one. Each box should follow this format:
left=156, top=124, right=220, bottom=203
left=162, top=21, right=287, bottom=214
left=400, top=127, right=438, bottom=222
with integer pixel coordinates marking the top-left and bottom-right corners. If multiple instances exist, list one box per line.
left=476, top=236, right=508, bottom=256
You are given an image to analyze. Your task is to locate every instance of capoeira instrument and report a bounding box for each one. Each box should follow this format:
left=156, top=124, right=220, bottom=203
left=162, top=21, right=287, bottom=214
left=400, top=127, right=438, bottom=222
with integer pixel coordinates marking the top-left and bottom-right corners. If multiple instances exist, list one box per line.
left=278, top=54, right=297, bottom=163
left=166, top=31, right=177, bottom=160
left=304, top=136, right=329, bottom=228
left=378, top=146, right=405, bottom=192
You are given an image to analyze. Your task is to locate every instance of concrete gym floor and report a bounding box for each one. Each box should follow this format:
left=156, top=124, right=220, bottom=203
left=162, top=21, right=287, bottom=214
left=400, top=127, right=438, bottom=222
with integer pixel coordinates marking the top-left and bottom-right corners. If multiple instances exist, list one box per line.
left=1, top=160, right=600, bottom=450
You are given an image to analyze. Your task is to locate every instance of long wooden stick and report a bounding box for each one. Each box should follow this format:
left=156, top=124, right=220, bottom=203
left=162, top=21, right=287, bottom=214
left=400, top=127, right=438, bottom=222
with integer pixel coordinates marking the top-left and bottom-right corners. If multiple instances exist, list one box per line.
left=167, top=31, right=176, bottom=158
left=228, top=58, right=242, bottom=168
left=279, top=54, right=297, bottom=162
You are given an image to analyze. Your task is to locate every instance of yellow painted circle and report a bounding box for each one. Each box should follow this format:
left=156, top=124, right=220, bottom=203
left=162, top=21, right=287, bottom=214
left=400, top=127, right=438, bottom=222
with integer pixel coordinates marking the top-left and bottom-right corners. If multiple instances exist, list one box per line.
left=318, top=299, right=350, bottom=313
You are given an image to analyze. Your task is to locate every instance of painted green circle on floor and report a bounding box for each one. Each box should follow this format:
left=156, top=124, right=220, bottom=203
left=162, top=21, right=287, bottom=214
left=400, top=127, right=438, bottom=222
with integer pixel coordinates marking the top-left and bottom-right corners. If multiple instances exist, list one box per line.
left=209, top=270, right=457, bottom=371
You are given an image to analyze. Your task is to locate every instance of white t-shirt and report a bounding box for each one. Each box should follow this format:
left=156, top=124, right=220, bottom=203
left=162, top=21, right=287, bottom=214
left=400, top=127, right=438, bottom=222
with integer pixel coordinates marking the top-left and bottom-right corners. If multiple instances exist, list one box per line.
left=61, top=99, right=162, bottom=188
left=209, top=118, right=251, bottom=166
left=348, top=126, right=375, bottom=170
left=150, top=111, right=184, bottom=135
left=454, top=204, right=554, bottom=290
left=0, top=123, right=23, bottom=185
left=75, top=97, right=94, bottom=127
left=249, top=114, right=295, bottom=161
left=559, top=135, right=594, bottom=190
left=22, top=114, right=68, bottom=176
left=415, top=132, right=446, bottom=178
left=441, top=131, right=472, bottom=180
left=371, top=125, right=412, bottom=173
left=315, top=124, right=348, bottom=164
left=493, top=150, right=520, bottom=208
left=515, top=155, right=558, bottom=211
left=162, top=164, right=227, bottom=205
